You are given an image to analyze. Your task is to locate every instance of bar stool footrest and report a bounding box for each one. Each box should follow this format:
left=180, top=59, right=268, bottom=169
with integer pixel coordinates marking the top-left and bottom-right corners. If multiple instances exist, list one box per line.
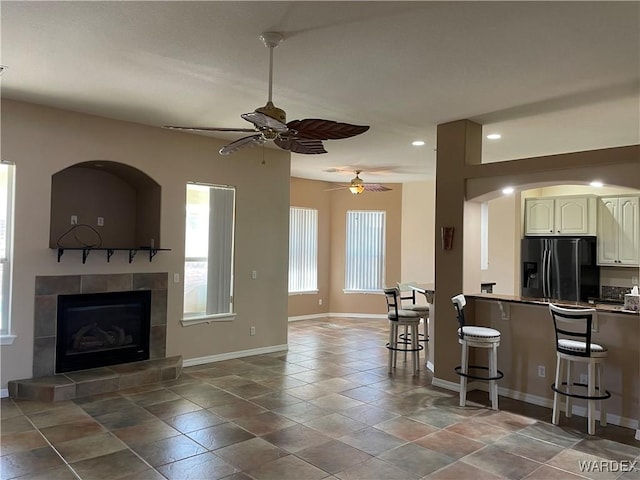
left=455, top=365, right=504, bottom=381
left=551, top=382, right=611, bottom=401
left=399, top=332, right=429, bottom=344
left=386, top=342, right=424, bottom=353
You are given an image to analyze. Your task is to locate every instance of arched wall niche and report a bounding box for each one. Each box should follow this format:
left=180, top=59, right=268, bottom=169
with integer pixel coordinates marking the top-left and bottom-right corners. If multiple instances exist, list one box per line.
left=50, top=160, right=161, bottom=249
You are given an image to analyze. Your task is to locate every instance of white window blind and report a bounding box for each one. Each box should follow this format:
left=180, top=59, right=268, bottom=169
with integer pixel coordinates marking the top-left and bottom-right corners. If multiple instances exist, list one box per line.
left=345, top=210, right=385, bottom=292
left=183, top=183, right=235, bottom=320
left=288, top=207, right=318, bottom=293
left=0, top=163, right=14, bottom=340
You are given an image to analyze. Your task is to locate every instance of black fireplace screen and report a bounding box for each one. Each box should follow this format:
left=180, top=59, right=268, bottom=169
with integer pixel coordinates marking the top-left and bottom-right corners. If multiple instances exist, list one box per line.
left=56, top=290, right=151, bottom=373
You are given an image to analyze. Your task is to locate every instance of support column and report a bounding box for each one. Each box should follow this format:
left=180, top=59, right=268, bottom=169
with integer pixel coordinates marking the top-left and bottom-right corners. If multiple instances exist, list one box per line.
left=432, top=119, right=482, bottom=383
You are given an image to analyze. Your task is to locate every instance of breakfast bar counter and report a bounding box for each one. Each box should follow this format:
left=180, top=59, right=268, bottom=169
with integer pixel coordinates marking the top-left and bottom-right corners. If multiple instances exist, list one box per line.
left=466, top=292, right=640, bottom=315
left=462, top=293, right=639, bottom=437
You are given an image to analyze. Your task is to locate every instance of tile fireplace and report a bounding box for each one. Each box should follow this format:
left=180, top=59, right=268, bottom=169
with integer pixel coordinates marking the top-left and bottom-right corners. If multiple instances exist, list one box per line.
left=33, top=273, right=167, bottom=378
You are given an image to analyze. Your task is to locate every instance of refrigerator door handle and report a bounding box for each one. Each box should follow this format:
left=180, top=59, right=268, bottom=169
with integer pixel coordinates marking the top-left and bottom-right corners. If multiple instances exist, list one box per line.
left=542, top=248, right=549, bottom=298
left=574, top=239, right=581, bottom=300
left=545, top=240, right=553, bottom=298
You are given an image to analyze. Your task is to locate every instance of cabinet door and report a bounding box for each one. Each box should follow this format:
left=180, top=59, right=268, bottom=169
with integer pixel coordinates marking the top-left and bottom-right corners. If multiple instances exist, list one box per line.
left=597, top=197, right=619, bottom=265
left=618, top=197, right=639, bottom=266
left=555, top=197, right=589, bottom=234
left=525, top=199, right=554, bottom=235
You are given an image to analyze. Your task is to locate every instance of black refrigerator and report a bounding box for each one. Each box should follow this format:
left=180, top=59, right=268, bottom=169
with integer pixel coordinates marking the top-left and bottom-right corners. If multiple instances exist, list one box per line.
left=521, top=236, right=599, bottom=302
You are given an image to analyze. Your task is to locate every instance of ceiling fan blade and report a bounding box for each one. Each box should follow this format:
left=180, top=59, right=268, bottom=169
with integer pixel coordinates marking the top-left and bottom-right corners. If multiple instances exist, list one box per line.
left=363, top=184, right=392, bottom=192
left=286, top=119, right=369, bottom=140
left=219, top=134, right=265, bottom=155
left=241, top=111, right=288, bottom=132
left=324, top=185, right=350, bottom=191
left=164, top=125, right=258, bottom=133
left=274, top=137, right=327, bottom=154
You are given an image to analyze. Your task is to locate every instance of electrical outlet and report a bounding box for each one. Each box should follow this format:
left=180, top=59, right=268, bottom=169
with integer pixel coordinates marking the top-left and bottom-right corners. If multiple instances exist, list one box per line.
left=318, top=299, right=323, bottom=305
left=537, top=365, right=545, bottom=378
left=579, top=374, right=588, bottom=385
left=97, top=216, right=104, bottom=226
left=71, top=215, right=78, bottom=225
left=173, top=273, right=180, bottom=283
left=251, top=270, right=257, bottom=279
left=250, top=326, right=256, bottom=336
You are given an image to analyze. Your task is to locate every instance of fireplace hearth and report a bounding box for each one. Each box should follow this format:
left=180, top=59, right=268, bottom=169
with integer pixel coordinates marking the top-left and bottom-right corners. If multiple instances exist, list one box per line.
left=56, top=290, right=151, bottom=373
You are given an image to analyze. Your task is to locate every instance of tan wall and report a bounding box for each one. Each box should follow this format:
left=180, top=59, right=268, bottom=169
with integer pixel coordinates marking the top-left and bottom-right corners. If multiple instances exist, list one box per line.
left=288, top=178, right=402, bottom=317
left=0, top=99, right=291, bottom=390
left=481, top=194, right=519, bottom=295
left=401, top=181, right=436, bottom=284
left=473, top=299, right=639, bottom=425
left=329, top=185, right=402, bottom=315
left=288, top=177, right=332, bottom=318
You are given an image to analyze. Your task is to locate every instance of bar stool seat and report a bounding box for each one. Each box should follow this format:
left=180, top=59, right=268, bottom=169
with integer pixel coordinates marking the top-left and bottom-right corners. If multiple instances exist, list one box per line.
left=549, top=304, right=610, bottom=435
left=451, top=294, right=503, bottom=410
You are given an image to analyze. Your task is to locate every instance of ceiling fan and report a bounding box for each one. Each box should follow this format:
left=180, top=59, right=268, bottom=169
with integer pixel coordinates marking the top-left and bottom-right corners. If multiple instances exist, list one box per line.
left=164, top=32, right=369, bottom=155
left=326, top=170, right=392, bottom=195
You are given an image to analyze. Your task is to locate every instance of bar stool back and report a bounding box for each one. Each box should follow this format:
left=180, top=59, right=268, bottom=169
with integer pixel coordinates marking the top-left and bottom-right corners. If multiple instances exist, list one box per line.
left=383, top=287, right=422, bottom=375
left=549, top=303, right=610, bottom=435
left=451, top=294, right=503, bottom=410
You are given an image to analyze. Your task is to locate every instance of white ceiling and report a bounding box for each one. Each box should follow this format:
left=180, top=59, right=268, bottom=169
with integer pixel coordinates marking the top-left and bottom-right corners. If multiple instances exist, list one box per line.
left=1, top=1, right=638, bottom=184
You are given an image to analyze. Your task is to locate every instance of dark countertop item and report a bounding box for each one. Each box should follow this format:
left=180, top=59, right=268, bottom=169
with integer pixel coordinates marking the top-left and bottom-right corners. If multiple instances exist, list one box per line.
left=466, top=292, right=639, bottom=316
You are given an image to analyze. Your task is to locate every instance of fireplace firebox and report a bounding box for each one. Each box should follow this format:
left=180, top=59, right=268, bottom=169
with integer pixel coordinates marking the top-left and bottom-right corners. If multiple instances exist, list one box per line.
left=56, top=290, right=151, bottom=374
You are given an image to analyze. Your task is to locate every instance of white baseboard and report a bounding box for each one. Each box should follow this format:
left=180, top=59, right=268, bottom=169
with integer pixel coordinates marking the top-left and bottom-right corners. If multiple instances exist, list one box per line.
left=182, top=344, right=288, bottom=368
left=0, top=388, right=8, bottom=398
left=432, top=376, right=639, bottom=430
left=329, top=313, right=387, bottom=319
left=288, top=314, right=328, bottom=322
left=288, top=313, right=387, bottom=322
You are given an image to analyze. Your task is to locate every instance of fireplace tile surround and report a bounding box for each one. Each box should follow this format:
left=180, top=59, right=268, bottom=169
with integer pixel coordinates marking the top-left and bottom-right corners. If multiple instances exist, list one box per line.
left=5, top=272, right=181, bottom=402
left=32, top=272, right=168, bottom=378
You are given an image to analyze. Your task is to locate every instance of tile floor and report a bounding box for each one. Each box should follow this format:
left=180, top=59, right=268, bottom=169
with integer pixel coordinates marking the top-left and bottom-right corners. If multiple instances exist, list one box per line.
left=1, top=317, right=639, bottom=480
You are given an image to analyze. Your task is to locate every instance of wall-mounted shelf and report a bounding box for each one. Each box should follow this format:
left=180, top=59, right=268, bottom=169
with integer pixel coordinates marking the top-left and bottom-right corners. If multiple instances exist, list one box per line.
left=55, top=247, right=171, bottom=264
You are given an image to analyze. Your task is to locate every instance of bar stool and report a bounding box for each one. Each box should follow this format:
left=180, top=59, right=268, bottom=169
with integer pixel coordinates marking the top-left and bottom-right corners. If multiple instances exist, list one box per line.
left=397, top=282, right=429, bottom=364
left=549, top=304, right=610, bottom=435
left=384, top=287, right=422, bottom=375
left=451, top=294, right=503, bottom=410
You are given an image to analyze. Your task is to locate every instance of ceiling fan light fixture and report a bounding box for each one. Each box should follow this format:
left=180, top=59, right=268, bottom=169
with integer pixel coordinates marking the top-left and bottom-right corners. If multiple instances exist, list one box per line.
left=349, top=184, right=365, bottom=195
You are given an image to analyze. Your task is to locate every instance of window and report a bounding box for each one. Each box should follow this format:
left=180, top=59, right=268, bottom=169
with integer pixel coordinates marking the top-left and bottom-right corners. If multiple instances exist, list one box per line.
left=481, top=202, right=489, bottom=270
left=0, top=162, right=15, bottom=343
left=288, top=207, right=318, bottom=293
left=183, top=183, right=236, bottom=324
left=345, top=210, right=385, bottom=292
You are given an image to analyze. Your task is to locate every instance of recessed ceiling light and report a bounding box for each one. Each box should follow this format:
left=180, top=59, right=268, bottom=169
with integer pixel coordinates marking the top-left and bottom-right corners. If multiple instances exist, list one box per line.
left=502, top=186, right=514, bottom=195
left=590, top=180, right=604, bottom=187
left=412, top=140, right=425, bottom=146
left=486, top=134, right=501, bottom=140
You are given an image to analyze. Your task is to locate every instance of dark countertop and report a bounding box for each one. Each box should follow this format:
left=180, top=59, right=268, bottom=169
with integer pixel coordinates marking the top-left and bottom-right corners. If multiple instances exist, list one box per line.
left=466, top=292, right=639, bottom=316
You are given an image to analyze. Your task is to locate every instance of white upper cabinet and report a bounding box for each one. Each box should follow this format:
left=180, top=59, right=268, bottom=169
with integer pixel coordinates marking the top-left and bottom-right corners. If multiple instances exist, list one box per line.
left=525, top=196, right=593, bottom=236
left=524, top=198, right=555, bottom=235
left=597, top=196, right=639, bottom=267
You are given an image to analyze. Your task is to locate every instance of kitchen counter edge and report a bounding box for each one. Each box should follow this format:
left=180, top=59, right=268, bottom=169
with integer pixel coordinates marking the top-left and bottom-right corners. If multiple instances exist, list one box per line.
left=466, top=293, right=639, bottom=316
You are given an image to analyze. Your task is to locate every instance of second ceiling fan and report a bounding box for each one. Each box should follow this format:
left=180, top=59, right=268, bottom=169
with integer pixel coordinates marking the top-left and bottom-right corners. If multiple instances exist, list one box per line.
left=326, top=170, right=392, bottom=195
left=165, top=32, right=370, bottom=155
